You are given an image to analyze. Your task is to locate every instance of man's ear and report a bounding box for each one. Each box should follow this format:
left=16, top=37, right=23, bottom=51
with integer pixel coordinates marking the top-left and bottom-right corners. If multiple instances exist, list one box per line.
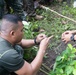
left=10, top=30, right=15, bottom=36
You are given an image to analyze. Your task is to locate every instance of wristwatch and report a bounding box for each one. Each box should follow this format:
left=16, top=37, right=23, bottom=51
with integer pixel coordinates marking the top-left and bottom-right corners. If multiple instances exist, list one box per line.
left=34, top=38, right=40, bottom=45
left=70, top=34, right=76, bottom=42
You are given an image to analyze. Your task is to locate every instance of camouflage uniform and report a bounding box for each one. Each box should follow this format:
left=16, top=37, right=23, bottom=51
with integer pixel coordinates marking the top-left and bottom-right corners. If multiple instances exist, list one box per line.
left=0, top=0, right=5, bottom=19
left=23, top=0, right=51, bottom=17
left=23, top=0, right=36, bottom=17
left=0, top=0, right=26, bottom=20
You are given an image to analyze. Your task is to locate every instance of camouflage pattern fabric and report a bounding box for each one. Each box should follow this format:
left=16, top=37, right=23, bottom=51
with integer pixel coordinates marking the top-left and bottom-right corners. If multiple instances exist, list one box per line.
left=5, top=0, right=26, bottom=20
left=0, top=0, right=4, bottom=19
left=0, top=0, right=26, bottom=20
left=23, top=0, right=36, bottom=17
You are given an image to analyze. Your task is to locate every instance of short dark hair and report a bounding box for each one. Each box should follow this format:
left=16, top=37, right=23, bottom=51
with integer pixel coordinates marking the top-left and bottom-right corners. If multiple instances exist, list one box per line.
left=2, top=14, right=22, bottom=24
left=1, top=14, right=22, bottom=32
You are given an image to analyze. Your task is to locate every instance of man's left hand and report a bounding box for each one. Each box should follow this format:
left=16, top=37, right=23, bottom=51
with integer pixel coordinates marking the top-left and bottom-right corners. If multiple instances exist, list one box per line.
left=36, top=34, right=47, bottom=44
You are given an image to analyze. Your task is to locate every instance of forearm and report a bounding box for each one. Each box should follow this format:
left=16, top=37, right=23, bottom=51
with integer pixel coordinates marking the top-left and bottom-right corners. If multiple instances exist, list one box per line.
left=31, top=49, right=45, bottom=74
left=74, top=35, right=76, bottom=41
left=20, top=39, right=35, bottom=48
left=71, top=30, right=76, bottom=34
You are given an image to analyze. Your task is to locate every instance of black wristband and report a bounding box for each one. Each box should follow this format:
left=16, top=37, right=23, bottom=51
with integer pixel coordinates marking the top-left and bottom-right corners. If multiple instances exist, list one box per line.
left=34, top=38, right=40, bottom=45
left=70, top=34, right=76, bottom=42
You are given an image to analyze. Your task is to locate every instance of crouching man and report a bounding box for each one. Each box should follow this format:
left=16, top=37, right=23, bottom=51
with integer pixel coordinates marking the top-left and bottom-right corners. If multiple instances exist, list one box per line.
left=0, top=14, right=53, bottom=75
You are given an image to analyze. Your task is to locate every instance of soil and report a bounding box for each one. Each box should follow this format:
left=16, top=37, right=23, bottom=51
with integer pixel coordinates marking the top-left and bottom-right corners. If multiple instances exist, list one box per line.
left=37, top=41, right=76, bottom=75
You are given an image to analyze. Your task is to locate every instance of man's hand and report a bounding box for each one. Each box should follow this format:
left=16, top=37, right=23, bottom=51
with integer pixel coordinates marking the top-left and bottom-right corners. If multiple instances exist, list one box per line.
left=61, top=31, right=72, bottom=43
left=62, top=31, right=72, bottom=36
left=39, top=35, right=53, bottom=51
left=36, top=34, right=47, bottom=44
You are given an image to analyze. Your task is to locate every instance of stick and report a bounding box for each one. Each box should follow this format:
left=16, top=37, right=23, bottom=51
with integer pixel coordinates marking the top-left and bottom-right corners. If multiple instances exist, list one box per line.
left=40, top=5, right=76, bottom=23
left=42, top=64, right=50, bottom=71
left=40, top=68, right=49, bottom=75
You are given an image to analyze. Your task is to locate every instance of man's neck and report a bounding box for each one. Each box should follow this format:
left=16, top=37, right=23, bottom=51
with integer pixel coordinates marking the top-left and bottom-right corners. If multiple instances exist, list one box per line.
left=0, top=33, right=14, bottom=45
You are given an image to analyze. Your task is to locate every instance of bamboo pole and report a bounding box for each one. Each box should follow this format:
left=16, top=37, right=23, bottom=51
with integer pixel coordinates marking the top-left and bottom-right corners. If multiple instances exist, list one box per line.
left=40, top=5, right=76, bottom=23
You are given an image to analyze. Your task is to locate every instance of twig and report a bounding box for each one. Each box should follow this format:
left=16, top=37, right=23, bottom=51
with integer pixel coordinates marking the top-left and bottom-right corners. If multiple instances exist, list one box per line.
left=42, top=63, right=50, bottom=71
left=50, top=64, right=54, bottom=69
left=54, top=43, right=62, bottom=54
left=40, top=68, right=49, bottom=75
left=40, top=5, right=76, bottom=23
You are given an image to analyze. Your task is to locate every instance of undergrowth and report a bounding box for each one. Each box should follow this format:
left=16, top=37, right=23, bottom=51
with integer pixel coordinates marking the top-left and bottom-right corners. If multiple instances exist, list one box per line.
left=23, top=1, right=76, bottom=68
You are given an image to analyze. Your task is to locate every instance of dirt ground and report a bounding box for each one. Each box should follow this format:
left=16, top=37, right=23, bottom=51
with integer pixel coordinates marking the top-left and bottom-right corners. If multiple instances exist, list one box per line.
left=37, top=41, right=76, bottom=75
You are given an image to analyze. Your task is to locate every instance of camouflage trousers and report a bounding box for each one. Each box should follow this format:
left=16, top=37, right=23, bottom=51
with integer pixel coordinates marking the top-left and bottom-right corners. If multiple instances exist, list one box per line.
left=23, top=0, right=36, bottom=17
left=0, top=0, right=26, bottom=20
left=23, top=0, right=52, bottom=17
left=0, top=0, right=4, bottom=19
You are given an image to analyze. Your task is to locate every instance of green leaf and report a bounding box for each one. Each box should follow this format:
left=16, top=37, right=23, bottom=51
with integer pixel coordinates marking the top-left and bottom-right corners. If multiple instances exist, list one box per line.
left=62, top=49, right=70, bottom=56
left=62, top=54, right=68, bottom=61
left=71, top=48, right=76, bottom=54
left=69, top=60, right=76, bottom=65
left=70, top=54, right=76, bottom=58
left=56, top=56, right=62, bottom=61
left=53, top=62, right=57, bottom=71
left=65, top=66, right=73, bottom=75
left=59, top=69, right=63, bottom=74
left=73, top=69, right=76, bottom=75
left=67, top=44, right=73, bottom=51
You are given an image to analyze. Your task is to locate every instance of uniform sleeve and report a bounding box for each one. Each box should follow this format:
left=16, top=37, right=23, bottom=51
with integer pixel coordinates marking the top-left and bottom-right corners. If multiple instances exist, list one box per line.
left=1, top=49, right=25, bottom=72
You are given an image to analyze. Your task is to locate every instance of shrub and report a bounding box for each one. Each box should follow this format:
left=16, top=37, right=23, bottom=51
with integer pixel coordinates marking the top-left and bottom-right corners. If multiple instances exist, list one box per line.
left=49, top=44, right=76, bottom=75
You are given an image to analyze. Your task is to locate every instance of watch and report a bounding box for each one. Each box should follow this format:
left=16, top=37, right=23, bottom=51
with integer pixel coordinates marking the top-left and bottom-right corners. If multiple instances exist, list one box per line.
left=34, top=38, right=40, bottom=45
left=70, top=34, right=76, bottom=42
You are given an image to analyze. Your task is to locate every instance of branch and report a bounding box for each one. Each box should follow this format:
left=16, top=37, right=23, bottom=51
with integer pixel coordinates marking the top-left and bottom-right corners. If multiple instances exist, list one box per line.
left=40, top=5, right=76, bottom=23
left=42, top=64, right=50, bottom=71
left=40, top=68, right=49, bottom=75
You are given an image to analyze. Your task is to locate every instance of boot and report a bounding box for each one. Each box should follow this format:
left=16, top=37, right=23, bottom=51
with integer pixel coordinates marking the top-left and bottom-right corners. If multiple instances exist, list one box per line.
left=35, top=15, right=44, bottom=20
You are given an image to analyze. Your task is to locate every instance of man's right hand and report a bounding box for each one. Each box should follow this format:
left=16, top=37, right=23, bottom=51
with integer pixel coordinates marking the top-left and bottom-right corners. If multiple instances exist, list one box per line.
left=39, top=35, right=53, bottom=52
